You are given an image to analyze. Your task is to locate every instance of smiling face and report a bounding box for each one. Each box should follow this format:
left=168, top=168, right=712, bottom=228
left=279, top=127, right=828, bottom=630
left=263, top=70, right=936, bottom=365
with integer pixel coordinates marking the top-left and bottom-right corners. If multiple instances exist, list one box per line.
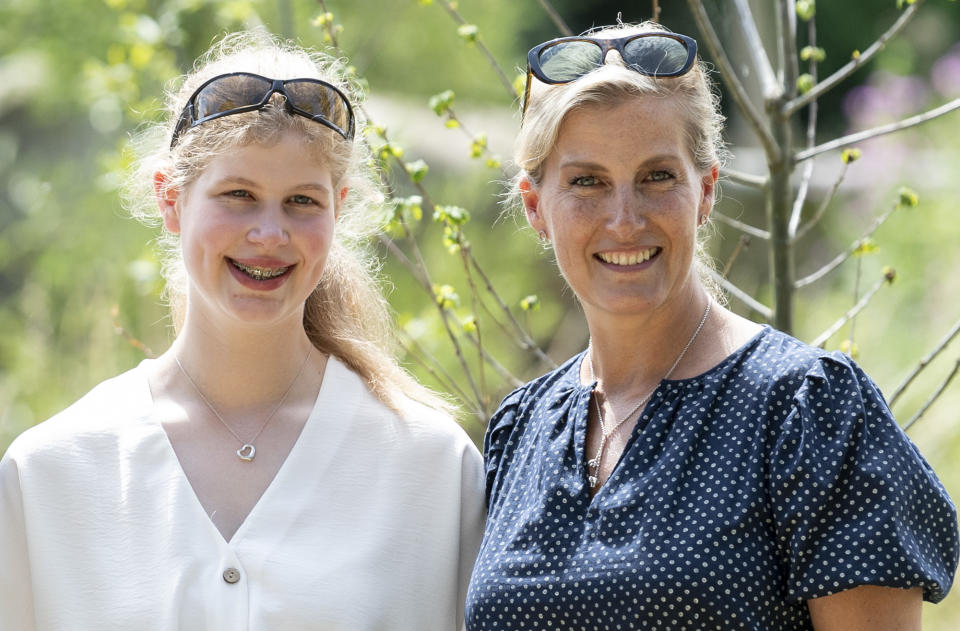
left=158, top=130, right=345, bottom=332
left=522, top=96, right=717, bottom=322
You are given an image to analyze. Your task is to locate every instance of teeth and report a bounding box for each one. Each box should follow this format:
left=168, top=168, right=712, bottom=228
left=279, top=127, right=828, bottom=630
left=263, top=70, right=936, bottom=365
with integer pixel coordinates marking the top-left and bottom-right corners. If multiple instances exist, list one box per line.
left=598, top=248, right=658, bottom=266
left=232, top=260, right=290, bottom=280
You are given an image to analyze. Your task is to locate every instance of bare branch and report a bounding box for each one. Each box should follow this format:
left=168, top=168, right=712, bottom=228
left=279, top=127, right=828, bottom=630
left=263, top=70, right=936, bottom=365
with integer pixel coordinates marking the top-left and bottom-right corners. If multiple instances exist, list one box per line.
left=890, top=316, right=960, bottom=406
left=796, top=97, right=960, bottom=162
left=466, top=247, right=557, bottom=369
left=722, top=167, right=768, bottom=188
left=794, top=162, right=850, bottom=242
left=795, top=199, right=898, bottom=288
left=711, top=211, right=770, bottom=240
left=686, top=0, right=781, bottom=163
left=464, top=333, right=525, bottom=389
left=902, top=357, right=960, bottom=432
left=705, top=267, right=773, bottom=320
left=439, top=1, right=517, bottom=99
left=784, top=1, right=925, bottom=116
left=809, top=274, right=888, bottom=348
left=537, top=0, right=573, bottom=36
left=721, top=235, right=751, bottom=278
left=652, top=0, right=661, bottom=23
left=789, top=18, right=820, bottom=238
left=399, top=329, right=477, bottom=411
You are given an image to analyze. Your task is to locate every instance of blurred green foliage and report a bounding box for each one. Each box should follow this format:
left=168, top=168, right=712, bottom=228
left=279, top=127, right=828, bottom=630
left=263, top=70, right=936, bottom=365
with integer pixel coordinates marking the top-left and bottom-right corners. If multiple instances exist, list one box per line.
left=1, top=0, right=960, bottom=624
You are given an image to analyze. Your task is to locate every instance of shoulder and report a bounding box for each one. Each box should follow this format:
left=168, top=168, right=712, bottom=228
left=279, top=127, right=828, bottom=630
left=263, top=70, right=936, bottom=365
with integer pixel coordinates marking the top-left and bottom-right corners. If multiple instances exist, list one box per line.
left=328, top=356, right=481, bottom=462
left=3, top=362, right=153, bottom=465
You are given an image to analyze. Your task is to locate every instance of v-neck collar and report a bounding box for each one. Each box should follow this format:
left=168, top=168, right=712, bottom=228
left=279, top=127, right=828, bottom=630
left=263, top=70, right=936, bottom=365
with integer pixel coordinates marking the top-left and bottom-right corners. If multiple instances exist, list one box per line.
left=139, top=355, right=357, bottom=546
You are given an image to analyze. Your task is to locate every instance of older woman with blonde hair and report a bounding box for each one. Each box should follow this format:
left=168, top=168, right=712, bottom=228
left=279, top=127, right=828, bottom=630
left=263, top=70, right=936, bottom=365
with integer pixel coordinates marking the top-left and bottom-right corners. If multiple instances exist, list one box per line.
left=0, top=32, right=484, bottom=630
left=465, top=21, right=957, bottom=630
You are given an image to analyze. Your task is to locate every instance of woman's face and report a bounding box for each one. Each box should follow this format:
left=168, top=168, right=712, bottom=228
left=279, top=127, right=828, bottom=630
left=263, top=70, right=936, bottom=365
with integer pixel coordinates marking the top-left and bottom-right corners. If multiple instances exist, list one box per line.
left=159, top=130, right=345, bottom=331
left=522, top=97, right=717, bottom=321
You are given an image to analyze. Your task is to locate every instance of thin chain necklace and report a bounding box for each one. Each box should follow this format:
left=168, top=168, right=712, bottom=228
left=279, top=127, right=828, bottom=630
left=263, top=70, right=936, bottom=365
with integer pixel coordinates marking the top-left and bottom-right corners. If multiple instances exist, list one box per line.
left=586, top=300, right=711, bottom=490
left=174, top=349, right=312, bottom=462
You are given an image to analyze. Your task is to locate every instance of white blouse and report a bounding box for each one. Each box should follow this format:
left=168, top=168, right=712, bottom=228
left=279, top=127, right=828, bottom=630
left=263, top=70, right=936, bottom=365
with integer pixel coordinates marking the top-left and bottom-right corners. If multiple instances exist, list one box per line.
left=0, top=357, right=485, bottom=630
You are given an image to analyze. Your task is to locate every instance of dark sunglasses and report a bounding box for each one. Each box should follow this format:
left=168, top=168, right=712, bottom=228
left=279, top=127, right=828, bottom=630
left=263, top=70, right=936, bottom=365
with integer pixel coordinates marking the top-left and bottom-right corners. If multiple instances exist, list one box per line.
left=522, top=32, right=698, bottom=118
left=170, top=72, right=355, bottom=148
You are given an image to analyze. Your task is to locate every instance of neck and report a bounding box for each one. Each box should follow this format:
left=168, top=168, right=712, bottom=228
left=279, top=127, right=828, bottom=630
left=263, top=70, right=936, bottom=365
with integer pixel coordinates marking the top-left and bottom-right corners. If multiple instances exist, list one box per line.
left=166, top=311, right=319, bottom=411
left=584, top=290, right=712, bottom=395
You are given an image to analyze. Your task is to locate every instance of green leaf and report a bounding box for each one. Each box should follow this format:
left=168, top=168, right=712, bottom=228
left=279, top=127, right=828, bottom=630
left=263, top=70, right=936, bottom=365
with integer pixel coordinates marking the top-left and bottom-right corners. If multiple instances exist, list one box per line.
left=485, top=156, right=501, bottom=169
left=796, top=73, right=815, bottom=94
left=433, top=204, right=471, bottom=226
left=841, top=148, right=861, bottom=164
left=513, top=73, right=527, bottom=99
left=428, top=89, right=455, bottom=116
left=444, top=119, right=460, bottom=129
left=470, top=132, right=487, bottom=159
left=839, top=339, right=859, bottom=359
left=800, top=46, right=826, bottom=63
left=433, top=284, right=460, bottom=309
left=796, top=0, right=816, bottom=20
left=520, top=295, right=541, bottom=311
left=462, top=315, right=477, bottom=334
left=405, top=159, right=429, bottom=183
left=897, top=186, right=919, bottom=208
left=896, top=0, right=917, bottom=8
left=457, top=24, right=479, bottom=44
left=853, top=238, right=878, bottom=256
left=882, top=266, right=898, bottom=283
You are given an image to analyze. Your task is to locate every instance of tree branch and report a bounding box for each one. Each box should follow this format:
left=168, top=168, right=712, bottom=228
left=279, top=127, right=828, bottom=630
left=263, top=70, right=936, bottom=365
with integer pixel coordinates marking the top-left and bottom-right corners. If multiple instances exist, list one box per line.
left=711, top=211, right=770, bottom=240
left=794, top=162, right=850, bottom=242
left=705, top=267, right=773, bottom=320
left=439, top=0, right=517, bottom=99
left=890, top=315, right=960, bottom=406
left=783, top=1, right=925, bottom=116
left=809, top=273, right=889, bottom=348
left=788, top=17, right=819, bottom=238
left=796, top=97, right=960, bottom=162
left=722, top=167, right=768, bottom=188
left=733, top=0, right=779, bottom=100
left=686, top=0, right=781, bottom=163
left=902, top=357, right=960, bottom=432
left=537, top=0, right=573, bottom=36
left=795, top=199, right=898, bottom=288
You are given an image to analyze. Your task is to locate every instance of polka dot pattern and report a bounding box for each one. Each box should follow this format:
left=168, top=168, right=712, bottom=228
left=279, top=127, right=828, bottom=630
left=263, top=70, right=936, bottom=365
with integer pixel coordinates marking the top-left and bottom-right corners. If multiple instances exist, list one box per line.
left=465, top=327, right=959, bottom=630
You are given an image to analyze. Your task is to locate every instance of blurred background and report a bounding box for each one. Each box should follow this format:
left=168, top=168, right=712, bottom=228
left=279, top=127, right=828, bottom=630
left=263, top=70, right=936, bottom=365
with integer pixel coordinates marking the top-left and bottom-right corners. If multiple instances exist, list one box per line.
left=1, top=0, right=959, bottom=625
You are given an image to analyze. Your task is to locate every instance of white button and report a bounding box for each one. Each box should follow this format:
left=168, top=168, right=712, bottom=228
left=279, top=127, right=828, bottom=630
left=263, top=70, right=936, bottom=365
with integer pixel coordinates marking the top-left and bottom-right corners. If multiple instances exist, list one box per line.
left=222, top=568, right=241, bottom=584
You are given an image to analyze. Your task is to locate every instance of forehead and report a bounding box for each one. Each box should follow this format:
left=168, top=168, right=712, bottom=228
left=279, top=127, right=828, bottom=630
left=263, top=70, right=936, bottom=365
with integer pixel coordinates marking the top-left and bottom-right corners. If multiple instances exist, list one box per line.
left=553, top=96, right=692, bottom=161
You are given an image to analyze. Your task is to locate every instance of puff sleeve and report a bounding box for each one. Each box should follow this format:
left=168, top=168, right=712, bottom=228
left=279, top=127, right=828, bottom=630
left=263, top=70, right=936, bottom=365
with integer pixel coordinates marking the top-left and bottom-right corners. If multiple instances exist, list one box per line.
left=768, top=353, right=959, bottom=604
left=482, top=387, right=526, bottom=508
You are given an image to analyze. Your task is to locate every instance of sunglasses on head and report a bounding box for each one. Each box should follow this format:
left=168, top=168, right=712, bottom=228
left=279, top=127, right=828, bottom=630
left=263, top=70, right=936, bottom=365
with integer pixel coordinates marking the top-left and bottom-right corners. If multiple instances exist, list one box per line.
left=522, top=32, right=698, bottom=118
left=170, top=72, right=355, bottom=148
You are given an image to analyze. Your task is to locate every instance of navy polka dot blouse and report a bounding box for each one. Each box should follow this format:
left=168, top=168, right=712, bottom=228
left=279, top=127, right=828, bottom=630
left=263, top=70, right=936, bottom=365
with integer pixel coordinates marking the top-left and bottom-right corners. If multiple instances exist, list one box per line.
left=465, top=327, right=959, bottom=630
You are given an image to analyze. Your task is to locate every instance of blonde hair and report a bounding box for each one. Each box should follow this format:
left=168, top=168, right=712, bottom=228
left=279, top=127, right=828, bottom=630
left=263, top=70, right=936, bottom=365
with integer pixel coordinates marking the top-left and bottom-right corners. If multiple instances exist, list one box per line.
left=512, top=21, right=728, bottom=298
left=125, top=31, right=451, bottom=414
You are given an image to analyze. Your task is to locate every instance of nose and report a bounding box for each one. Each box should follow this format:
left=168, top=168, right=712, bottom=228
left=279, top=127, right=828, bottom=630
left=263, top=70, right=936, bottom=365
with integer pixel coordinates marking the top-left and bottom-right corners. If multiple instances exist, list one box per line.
left=247, top=205, right=289, bottom=248
left=607, top=184, right=646, bottom=236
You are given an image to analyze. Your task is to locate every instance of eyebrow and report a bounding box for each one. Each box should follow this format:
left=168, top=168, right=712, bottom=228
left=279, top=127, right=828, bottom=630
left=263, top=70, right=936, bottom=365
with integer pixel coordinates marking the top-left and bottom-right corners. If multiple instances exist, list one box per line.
left=559, top=154, right=683, bottom=170
left=214, top=176, right=330, bottom=194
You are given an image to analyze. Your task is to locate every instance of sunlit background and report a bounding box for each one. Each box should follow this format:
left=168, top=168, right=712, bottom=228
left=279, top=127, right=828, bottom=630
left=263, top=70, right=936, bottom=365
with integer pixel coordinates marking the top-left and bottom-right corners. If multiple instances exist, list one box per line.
left=1, top=0, right=959, bottom=625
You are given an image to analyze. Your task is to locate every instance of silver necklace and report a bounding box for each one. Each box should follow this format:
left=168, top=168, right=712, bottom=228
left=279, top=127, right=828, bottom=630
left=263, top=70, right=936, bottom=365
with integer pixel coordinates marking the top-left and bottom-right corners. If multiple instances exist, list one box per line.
left=174, top=350, right=311, bottom=462
left=586, top=300, right=711, bottom=489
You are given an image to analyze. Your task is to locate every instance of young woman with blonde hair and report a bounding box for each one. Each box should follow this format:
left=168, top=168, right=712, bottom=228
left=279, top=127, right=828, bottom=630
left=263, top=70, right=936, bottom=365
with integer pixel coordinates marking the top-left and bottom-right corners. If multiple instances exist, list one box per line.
left=0, top=31, right=484, bottom=630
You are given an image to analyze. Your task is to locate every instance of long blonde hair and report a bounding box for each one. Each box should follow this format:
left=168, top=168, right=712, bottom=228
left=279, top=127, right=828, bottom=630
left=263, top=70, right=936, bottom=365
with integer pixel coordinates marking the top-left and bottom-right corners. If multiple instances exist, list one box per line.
left=124, top=31, right=451, bottom=414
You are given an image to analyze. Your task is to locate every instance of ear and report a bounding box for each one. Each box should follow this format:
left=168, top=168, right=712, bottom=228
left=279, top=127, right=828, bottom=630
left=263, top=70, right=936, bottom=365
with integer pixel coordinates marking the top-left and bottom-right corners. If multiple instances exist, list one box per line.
left=154, top=172, right=181, bottom=235
left=334, top=186, right=349, bottom=220
left=519, top=177, right=546, bottom=234
left=697, top=164, right=720, bottom=222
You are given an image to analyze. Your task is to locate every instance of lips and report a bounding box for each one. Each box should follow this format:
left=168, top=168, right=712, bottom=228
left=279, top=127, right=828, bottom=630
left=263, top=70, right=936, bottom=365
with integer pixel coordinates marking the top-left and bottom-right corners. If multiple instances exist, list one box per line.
left=595, top=247, right=660, bottom=266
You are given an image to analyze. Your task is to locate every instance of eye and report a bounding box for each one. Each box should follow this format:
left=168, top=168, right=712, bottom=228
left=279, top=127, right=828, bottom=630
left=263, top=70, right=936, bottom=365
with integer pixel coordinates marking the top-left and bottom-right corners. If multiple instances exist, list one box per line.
left=570, top=175, right=600, bottom=187
left=225, top=189, right=252, bottom=198
left=289, top=194, right=317, bottom=205
left=648, top=170, right=674, bottom=182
